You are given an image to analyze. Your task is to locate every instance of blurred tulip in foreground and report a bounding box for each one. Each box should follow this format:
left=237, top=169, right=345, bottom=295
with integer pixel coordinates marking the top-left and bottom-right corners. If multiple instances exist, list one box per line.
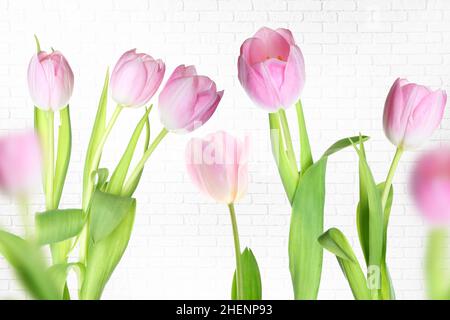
left=412, top=148, right=450, bottom=224
left=159, top=65, right=223, bottom=133
left=0, top=131, right=41, bottom=195
left=238, top=27, right=305, bottom=111
left=383, top=78, right=447, bottom=150
left=185, top=131, right=248, bottom=204
left=111, top=49, right=165, bottom=108
left=27, top=50, right=74, bottom=111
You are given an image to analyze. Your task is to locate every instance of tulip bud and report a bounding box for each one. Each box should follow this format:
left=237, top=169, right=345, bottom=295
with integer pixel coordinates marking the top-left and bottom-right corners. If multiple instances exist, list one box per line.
left=27, top=50, right=74, bottom=111
left=238, top=27, right=305, bottom=112
left=185, top=131, right=248, bottom=204
left=383, top=78, right=447, bottom=150
left=158, top=65, right=223, bottom=133
left=0, top=131, right=42, bottom=195
left=111, top=49, right=165, bottom=108
left=411, top=148, right=450, bottom=224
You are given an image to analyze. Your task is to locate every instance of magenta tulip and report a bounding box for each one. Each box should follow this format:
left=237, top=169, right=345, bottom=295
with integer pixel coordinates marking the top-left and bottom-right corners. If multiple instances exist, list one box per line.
left=158, top=65, right=223, bottom=133
left=185, top=131, right=248, bottom=204
left=411, top=148, right=450, bottom=224
left=27, top=50, right=74, bottom=111
left=0, top=131, right=42, bottom=195
left=111, top=49, right=165, bottom=108
left=383, top=78, right=447, bottom=150
left=238, top=27, right=305, bottom=112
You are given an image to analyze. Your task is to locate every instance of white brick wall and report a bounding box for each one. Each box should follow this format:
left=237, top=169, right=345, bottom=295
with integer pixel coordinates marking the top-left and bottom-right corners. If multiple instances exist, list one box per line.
left=0, top=0, right=449, bottom=299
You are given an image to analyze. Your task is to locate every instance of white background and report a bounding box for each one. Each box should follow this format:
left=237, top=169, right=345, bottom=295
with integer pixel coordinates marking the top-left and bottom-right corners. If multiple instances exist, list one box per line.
left=1, top=0, right=450, bottom=300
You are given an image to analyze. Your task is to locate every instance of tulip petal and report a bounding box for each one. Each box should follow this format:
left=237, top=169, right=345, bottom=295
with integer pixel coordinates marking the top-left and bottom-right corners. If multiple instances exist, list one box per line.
left=27, top=54, right=50, bottom=110
left=254, top=27, right=290, bottom=61
left=240, top=37, right=267, bottom=65
left=276, top=28, right=296, bottom=45
left=167, top=65, right=197, bottom=84
left=280, top=45, right=305, bottom=108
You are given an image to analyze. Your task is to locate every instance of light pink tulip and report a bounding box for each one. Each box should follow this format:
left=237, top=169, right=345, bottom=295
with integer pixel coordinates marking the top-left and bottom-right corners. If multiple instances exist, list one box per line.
left=158, top=65, right=223, bottom=133
left=0, top=131, right=42, bottom=195
left=238, top=27, right=305, bottom=112
left=111, top=49, right=165, bottom=108
left=185, top=131, right=248, bottom=204
left=383, top=78, right=447, bottom=150
left=411, top=148, right=450, bottom=224
left=27, top=50, right=74, bottom=111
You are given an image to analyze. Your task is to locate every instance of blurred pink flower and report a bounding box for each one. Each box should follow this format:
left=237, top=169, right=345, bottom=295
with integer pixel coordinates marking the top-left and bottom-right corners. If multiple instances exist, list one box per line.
left=0, top=131, right=42, bottom=195
left=383, top=78, right=447, bottom=150
left=27, top=50, right=74, bottom=111
left=111, top=49, right=165, bottom=108
left=185, top=131, right=248, bottom=204
left=412, top=148, right=450, bottom=224
left=158, top=65, right=223, bottom=133
left=238, top=27, right=305, bottom=112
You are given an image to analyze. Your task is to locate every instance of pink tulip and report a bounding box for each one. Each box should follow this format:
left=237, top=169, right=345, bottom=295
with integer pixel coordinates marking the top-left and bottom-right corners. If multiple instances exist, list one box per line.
left=27, top=50, right=74, bottom=111
left=238, top=27, right=305, bottom=112
left=185, top=131, right=248, bottom=204
left=158, top=65, right=223, bottom=133
left=411, top=148, right=450, bottom=224
left=111, top=49, right=165, bottom=108
left=383, top=78, right=447, bottom=150
left=0, top=131, right=42, bottom=195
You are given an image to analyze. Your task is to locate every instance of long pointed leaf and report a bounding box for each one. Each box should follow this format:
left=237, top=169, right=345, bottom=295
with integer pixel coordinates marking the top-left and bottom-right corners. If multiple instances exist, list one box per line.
left=107, top=107, right=152, bottom=195
left=48, top=262, right=85, bottom=299
left=319, top=228, right=371, bottom=300
left=0, top=230, right=59, bottom=300
left=35, top=209, right=84, bottom=245
left=231, top=248, right=262, bottom=300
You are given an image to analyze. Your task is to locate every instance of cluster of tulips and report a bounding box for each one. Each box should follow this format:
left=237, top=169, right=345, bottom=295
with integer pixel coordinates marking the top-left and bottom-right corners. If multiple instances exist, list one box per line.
left=0, top=27, right=449, bottom=300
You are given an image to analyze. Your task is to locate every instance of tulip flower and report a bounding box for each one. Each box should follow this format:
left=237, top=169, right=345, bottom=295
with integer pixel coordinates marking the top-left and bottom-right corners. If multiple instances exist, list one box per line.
left=238, top=27, right=305, bottom=111
left=411, top=148, right=450, bottom=300
left=411, top=148, right=450, bottom=224
left=111, top=49, right=165, bottom=108
left=185, top=131, right=248, bottom=204
left=383, top=78, right=447, bottom=151
left=0, top=131, right=41, bottom=195
left=158, top=65, right=223, bottom=133
left=27, top=49, right=74, bottom=111
left=186, top=132, right=261, bottom=300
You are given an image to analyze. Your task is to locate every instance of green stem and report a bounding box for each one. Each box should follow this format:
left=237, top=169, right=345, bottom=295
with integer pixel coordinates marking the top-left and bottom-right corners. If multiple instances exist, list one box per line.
left=228, top=203, right=243, bottom=300
left=121, top=128, right=168, bottom=196
left=381, top=147, right=403, bottom=211
left=44, top=111, right=55, bottom=210
left=426, top=228, right=450, bottom=300
left=295, top=100, right=313, bottom=172
left=278, top=109, right=297, bottom=170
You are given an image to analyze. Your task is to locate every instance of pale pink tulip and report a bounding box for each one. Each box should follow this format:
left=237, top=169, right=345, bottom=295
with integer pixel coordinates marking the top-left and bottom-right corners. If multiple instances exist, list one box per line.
left=412, top=148, right=450, bottom=224
left=111, top=49, right=165, bottom=108
left=383, top=78, right=447, bottom=150
left=238, top=27, right=305, bottom=112
left=185, top=131, right=248, bottom=204
left=0, top=131, right=42, bottom=195
left=158, top=65, right=223, bottom=133
left=27, top=50, right=74, bottom=111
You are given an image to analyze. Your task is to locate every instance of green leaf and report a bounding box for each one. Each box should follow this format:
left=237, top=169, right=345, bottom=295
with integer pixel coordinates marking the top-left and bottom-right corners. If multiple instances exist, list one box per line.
left=289, top=157, right=327, bottom=300
left=322, top=135, right=369, bottom=158
left=35, top=209, right=84, bottom=245
left=80, top=199, right=136, bottom=300
left=48, top=262, right=85, bottom=299
left=0, top=230, right=59, bottom=300
left=231, top=248, right=262, bottom=300
left=91, top=168, right=109, bottom=191
left=352, top=139, right=383, bottom=299
left=83, top=69, right=109, bottom=208
left=89, top=190, right=136, bottom=243
left=53, top=105, right=72, bottom=208
left=108, top=106, right=152, bottom=195
left=268, top=113, right=299, bottom=204
left=296, top=100, right=313, bottom=173
left=319, top=228, right=371, bottom=300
